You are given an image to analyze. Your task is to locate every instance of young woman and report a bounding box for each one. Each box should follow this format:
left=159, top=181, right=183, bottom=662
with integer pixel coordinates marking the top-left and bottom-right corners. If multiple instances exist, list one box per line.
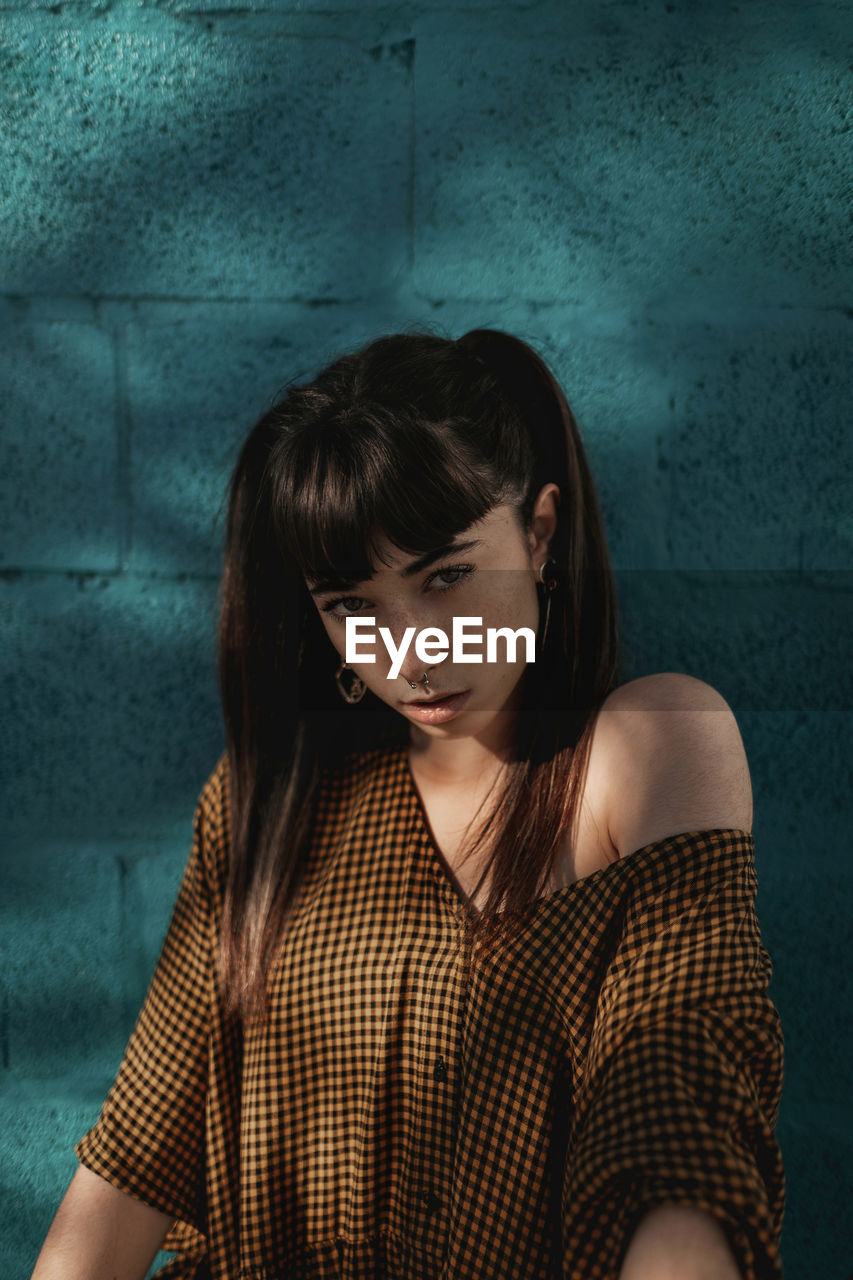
left=32, top=330, right=784, bottom=1280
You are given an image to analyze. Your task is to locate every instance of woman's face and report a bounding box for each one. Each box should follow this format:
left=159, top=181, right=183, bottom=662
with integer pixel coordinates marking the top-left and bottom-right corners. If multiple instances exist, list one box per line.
left=306, top=490, right=558, bottom=749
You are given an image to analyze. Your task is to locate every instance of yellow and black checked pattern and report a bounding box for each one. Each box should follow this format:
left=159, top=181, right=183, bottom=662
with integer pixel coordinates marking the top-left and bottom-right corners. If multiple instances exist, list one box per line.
left=76, top=743, right=784, bottom=1279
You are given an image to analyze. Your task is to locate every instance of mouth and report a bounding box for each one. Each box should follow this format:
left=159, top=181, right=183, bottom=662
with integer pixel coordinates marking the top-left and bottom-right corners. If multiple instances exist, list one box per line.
left=400, top=689, right=472, bottom=722
left=402, top=691, right=465, bottom=706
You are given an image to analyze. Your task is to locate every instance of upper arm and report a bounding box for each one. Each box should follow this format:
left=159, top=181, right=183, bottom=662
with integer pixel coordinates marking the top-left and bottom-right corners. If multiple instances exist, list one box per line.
left=594, top=672, right=753, bottom=860
left=31, top=1164, right=173, bottom=1280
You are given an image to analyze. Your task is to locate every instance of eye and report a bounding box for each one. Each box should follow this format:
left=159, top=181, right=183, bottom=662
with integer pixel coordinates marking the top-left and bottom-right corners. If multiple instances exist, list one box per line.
left=427, top=563, right=475, bottom=590
left=320, top=595, right=368, bottom=620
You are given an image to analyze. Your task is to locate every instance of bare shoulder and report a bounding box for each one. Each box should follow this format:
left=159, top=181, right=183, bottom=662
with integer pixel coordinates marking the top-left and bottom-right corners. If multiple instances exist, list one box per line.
left=588, top=672, right=753, bottom=860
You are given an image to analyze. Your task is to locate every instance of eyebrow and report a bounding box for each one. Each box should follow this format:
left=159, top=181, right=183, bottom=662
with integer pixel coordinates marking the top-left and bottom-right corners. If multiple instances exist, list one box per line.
left=307, top=539, right=483, bottom=596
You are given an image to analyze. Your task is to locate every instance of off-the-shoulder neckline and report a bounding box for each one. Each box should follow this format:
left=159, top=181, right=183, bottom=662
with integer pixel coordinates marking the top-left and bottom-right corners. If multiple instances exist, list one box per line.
left=390, top=740, right=753, bottom=919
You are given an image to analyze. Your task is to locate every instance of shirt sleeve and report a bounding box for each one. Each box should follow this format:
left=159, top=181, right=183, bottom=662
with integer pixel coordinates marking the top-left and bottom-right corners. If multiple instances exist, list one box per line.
left=75, top=757, right=229, bottom=1232
left=561, top=829, right=785, bottom=1280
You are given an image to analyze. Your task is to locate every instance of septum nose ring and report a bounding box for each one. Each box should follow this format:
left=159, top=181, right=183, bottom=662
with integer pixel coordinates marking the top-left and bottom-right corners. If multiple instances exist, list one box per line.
left=406, top=672, right=430, bottom=690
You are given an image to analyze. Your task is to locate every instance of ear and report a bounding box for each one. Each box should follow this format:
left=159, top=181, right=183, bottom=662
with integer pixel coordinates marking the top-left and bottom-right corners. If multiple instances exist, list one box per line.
left=527, top=483, right=561, bottom=566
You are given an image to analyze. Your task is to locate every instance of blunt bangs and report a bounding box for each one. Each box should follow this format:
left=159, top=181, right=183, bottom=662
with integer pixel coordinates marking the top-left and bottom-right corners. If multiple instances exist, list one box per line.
left=269, top=406, right=510, bottom=590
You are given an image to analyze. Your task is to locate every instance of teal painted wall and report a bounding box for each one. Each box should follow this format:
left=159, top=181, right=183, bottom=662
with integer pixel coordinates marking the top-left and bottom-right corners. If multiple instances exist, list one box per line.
left=1, top=1, right=850, bottom=1275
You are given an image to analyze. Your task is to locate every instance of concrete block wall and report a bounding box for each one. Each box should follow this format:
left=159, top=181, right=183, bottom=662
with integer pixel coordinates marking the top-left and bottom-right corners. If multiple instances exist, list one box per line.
left=1, top=1, right=850, bottom=1274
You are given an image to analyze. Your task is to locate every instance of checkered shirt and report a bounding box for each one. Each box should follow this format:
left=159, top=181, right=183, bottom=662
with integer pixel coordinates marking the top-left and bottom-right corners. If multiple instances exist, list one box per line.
left=76, top=743, right=785, bottom=1279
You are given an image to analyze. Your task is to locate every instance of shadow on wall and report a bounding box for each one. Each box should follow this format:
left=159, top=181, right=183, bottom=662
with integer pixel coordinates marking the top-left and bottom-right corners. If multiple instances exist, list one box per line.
left=1, top=30, right=414, bottom=300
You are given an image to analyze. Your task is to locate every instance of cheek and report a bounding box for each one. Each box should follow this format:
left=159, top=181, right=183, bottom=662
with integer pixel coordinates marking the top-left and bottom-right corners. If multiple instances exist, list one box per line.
left=474, top=571, right=538, bottom=633
left=318, top=613, right=394, bottom=686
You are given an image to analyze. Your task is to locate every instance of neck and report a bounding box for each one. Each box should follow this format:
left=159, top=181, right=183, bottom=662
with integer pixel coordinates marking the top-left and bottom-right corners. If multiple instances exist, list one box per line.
left=407, top=686, right=521, bottom=789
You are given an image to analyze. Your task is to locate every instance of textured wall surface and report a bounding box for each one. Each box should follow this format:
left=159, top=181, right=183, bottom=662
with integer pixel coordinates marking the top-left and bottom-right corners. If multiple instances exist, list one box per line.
left=1, top=0, right=850, bottom=1275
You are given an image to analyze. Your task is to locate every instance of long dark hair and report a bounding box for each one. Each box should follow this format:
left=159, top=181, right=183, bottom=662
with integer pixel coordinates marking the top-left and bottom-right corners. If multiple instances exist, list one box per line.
left=217, top=329, right=618, bottom=1022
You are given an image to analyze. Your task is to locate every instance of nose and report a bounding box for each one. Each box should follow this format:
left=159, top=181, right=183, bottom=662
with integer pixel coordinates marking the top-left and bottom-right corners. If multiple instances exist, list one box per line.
left=379, top=604, right=444, bottom=689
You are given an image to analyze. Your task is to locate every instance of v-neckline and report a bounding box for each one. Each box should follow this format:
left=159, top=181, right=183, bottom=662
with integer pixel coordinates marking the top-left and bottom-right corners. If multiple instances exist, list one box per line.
left=394, top=741, right=586, bottom=920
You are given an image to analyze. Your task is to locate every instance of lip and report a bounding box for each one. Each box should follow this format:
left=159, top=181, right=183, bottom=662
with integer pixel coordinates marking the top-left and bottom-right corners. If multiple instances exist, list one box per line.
left=401, top=689, right=464, bottom=706
left=400, top=690, right=471, bottom=723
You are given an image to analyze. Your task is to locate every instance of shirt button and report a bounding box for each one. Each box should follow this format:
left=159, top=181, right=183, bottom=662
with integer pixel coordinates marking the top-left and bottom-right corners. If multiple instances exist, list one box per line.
left=434, top=1055, right=448, bottom=1082
left=420, top=1189, right=441, bottom=1215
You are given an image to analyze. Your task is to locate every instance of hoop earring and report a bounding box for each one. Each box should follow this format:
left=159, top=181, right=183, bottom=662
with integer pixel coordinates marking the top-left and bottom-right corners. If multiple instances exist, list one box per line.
left=334, top=663, right=367, bottom=704
left=537, top=558, right=558, bottom=652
